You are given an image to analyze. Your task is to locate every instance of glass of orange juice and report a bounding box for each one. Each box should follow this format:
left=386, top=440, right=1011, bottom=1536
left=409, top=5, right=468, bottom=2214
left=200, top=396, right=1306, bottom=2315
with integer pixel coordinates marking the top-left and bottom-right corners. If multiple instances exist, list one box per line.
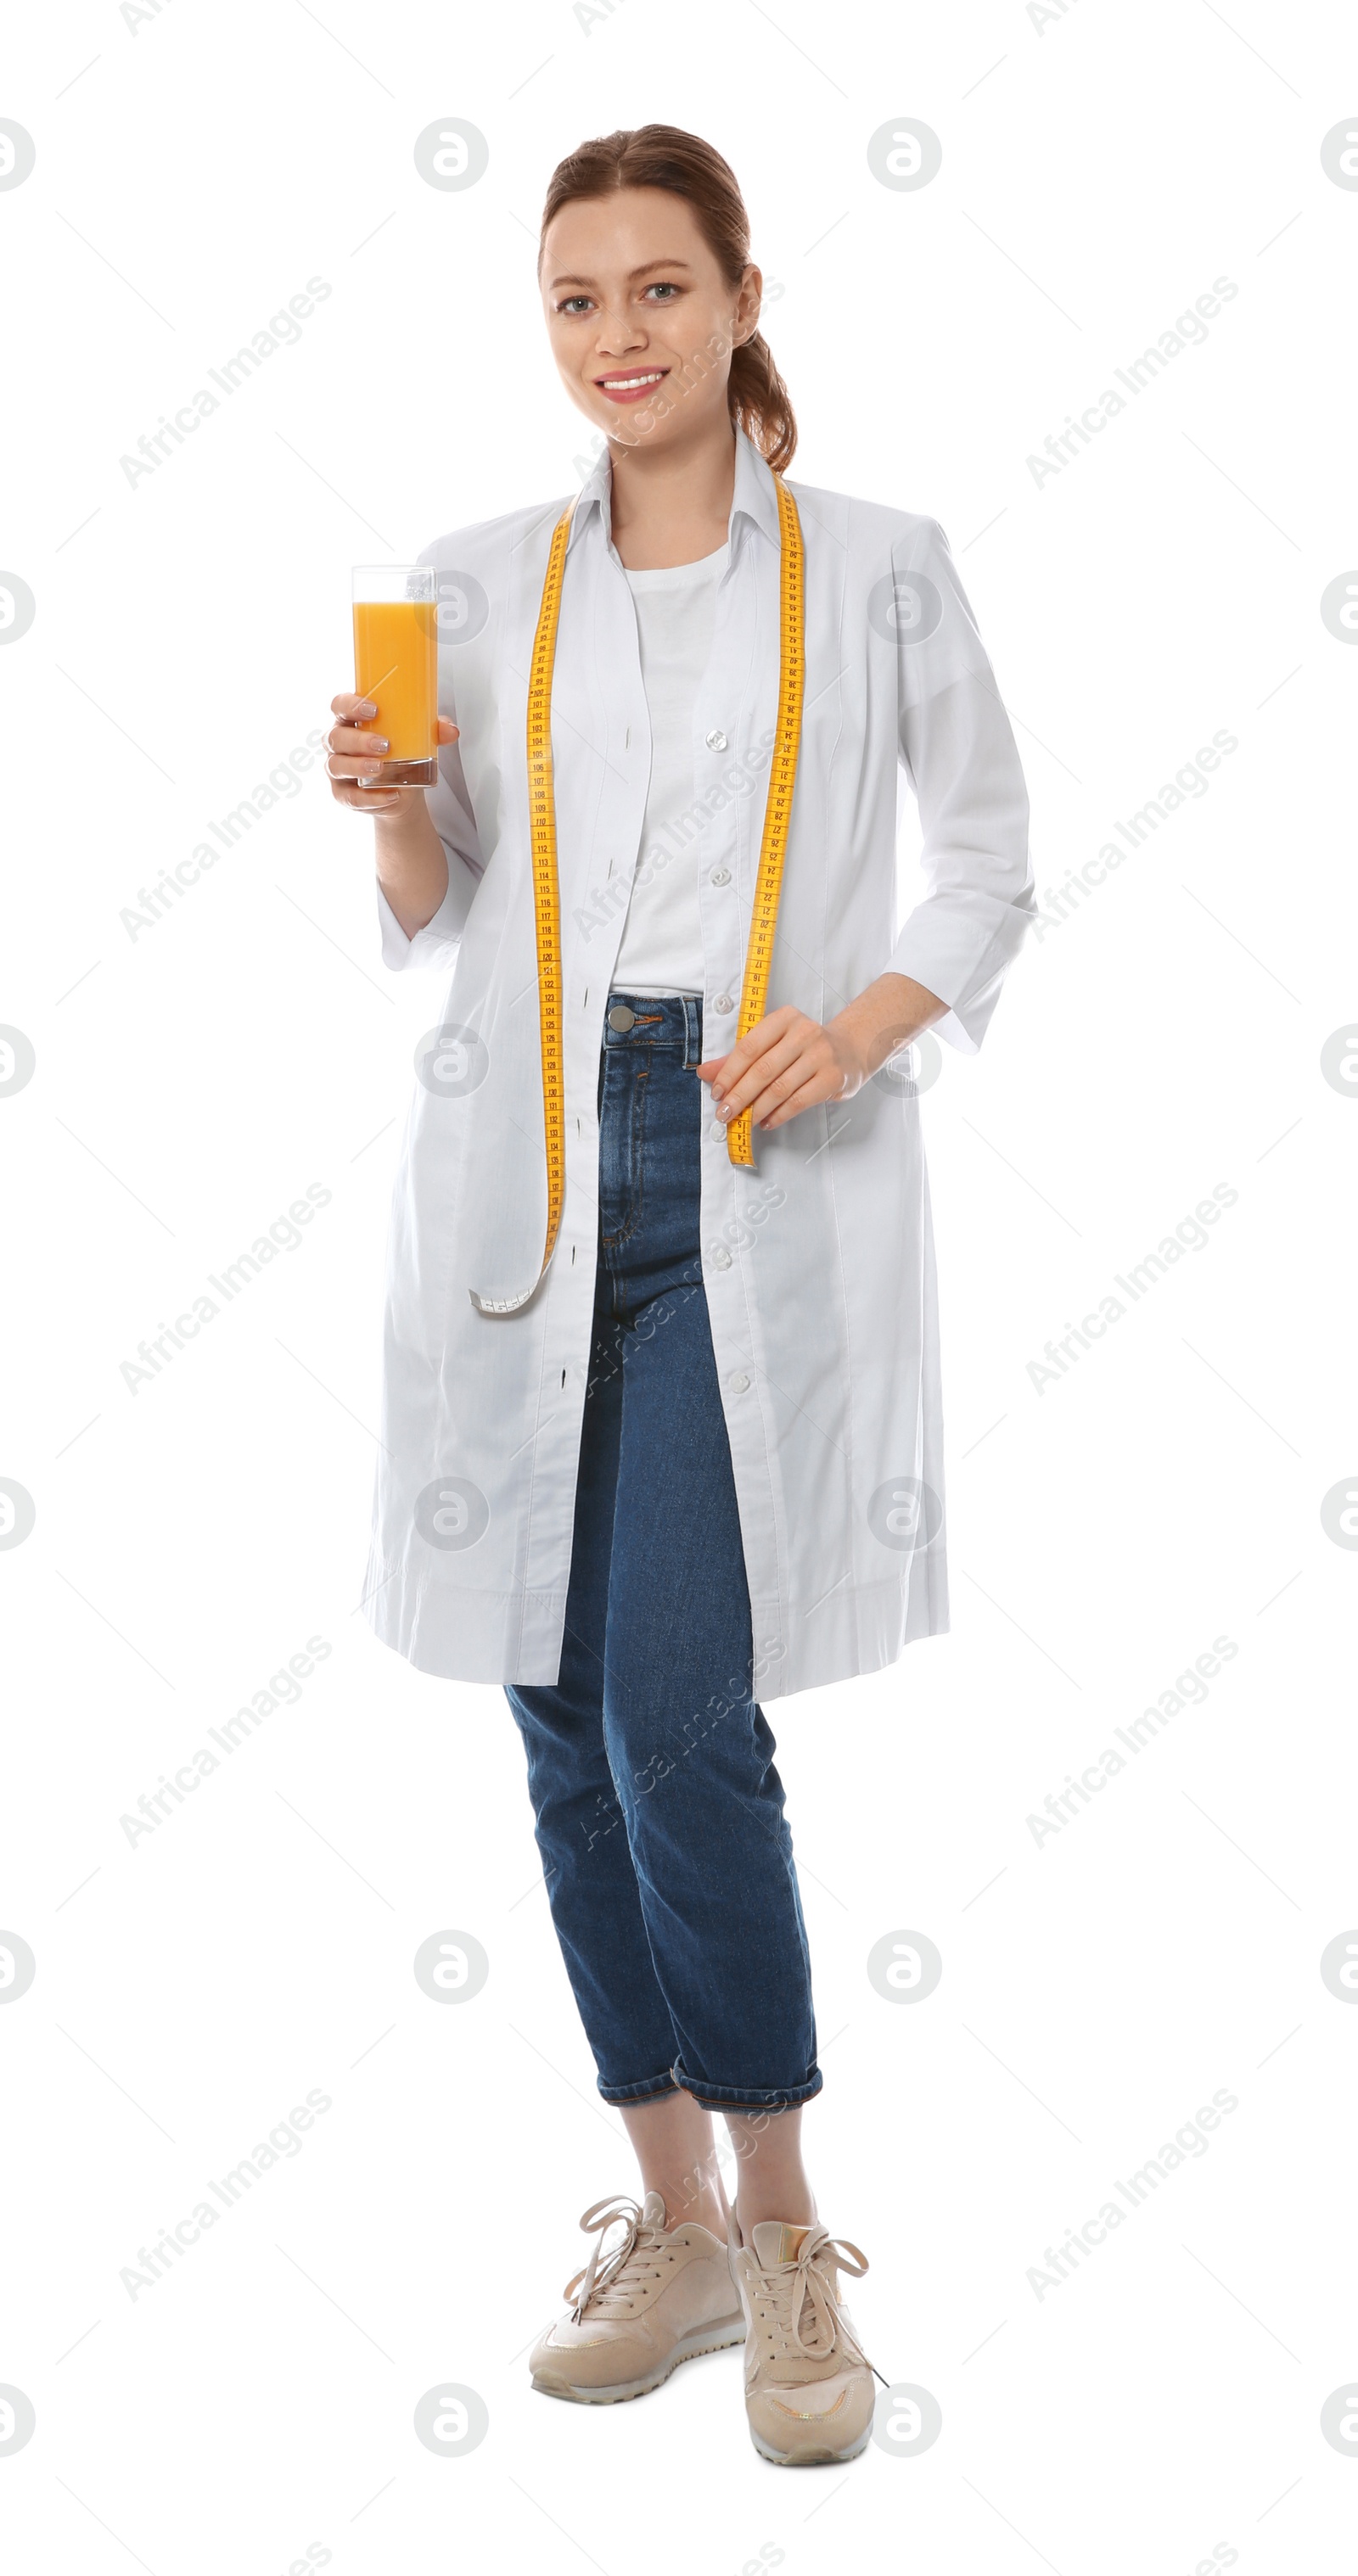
left=351, top=566, right=439, bottom=787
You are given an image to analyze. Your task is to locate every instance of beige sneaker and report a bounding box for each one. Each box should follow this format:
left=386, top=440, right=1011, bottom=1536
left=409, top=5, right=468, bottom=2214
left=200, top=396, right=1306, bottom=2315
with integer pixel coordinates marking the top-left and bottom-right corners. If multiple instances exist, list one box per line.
left=530, top=2192, right=745, bottom=2404
left=728, top=2217, right=878, bottom=2464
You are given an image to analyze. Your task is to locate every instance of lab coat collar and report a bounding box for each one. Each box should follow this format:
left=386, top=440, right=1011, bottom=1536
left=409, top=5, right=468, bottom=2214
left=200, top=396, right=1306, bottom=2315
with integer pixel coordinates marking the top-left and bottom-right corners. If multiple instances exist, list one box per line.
left=566, top=425, right=782, bottom=558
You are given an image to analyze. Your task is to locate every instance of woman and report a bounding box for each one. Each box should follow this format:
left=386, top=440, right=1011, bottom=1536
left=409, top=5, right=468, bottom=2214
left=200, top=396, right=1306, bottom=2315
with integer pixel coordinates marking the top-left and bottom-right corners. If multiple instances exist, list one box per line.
left=328, top=125, right=1032, bottom=2467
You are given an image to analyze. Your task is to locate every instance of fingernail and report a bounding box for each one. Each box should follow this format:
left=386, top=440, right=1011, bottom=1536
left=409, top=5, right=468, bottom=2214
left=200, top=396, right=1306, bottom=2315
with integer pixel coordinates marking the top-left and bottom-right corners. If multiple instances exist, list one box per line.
left=354, top=698, right=376, bottom=717
left=371, top=735, right=389, bottom=751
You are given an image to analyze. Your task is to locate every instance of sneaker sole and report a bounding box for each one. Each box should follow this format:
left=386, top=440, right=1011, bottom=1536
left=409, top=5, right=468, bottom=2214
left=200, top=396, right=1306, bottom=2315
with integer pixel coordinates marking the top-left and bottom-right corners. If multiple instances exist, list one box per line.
left=531, top=2317, right=746, bottom=2405
left=749, top=2422, right=873, bottom=2467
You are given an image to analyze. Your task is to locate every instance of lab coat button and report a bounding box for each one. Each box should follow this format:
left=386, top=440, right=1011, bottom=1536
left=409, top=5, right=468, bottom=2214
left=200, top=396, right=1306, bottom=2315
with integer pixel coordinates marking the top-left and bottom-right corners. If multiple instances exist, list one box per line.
left=710, top=866, right=731, bottom=886
left=710, top=1121, right=726, bottom=1141
left=710, top=1246, right=732, bottom=1270
left=713, top=993, right=733, bottom=1014
left=728, top=1371, right=750, bottom=1392
left=705, top=727, right=728, bottom=752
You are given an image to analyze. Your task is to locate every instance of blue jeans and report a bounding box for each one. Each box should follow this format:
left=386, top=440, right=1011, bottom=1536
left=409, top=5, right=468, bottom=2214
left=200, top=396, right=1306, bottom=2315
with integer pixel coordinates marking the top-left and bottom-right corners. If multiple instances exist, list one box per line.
left=506, top=993, right=822, bottom=2112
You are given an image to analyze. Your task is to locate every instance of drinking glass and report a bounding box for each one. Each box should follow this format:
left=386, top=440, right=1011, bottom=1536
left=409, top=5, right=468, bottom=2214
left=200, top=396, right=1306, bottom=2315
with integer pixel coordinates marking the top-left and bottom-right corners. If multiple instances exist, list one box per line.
left=351, top=565, right=438, bottom=787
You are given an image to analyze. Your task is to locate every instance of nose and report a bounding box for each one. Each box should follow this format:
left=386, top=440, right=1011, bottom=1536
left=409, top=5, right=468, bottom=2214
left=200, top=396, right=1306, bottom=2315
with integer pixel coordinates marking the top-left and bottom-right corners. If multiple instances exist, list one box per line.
left=593, top=305, right=648, bottom=359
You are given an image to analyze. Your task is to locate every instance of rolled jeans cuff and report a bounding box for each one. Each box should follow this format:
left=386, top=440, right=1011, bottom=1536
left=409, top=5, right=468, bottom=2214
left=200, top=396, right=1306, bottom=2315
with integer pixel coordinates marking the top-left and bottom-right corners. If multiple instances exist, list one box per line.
left=597, top=2068, right=682, bottom=2106
left=671, top=2058, right=823, bottom=2113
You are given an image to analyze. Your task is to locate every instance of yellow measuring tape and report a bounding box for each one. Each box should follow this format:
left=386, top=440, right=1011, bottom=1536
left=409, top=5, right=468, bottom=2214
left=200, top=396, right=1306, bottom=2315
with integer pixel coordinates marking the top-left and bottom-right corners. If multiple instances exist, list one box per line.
left=470, top=475, right=804, bottom=1314
left=726, top=475, right=804, bottom=1167
left=469, top=496, right=574, bottom=1316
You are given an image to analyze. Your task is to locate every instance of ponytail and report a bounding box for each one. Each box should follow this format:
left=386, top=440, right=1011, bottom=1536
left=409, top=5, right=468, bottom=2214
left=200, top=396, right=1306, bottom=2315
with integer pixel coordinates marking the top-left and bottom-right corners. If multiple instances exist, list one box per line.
left=727, top=327, right=796, bottom=475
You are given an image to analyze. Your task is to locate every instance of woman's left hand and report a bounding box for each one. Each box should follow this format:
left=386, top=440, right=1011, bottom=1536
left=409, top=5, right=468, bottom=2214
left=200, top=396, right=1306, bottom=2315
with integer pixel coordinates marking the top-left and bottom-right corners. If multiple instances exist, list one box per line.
left=697, top=972, right=946, bottom=1135
left=698, top=1006, right=864, bottom=1134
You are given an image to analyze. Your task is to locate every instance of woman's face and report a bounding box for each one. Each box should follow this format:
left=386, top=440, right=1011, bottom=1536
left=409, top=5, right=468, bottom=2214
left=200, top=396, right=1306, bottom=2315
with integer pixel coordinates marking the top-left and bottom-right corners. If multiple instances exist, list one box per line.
left=540, top=186, right=760, bottom=451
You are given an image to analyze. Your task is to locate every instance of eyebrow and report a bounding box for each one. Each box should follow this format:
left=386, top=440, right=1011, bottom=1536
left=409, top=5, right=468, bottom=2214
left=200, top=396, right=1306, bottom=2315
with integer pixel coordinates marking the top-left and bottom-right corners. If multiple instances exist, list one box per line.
left=547, top=260, right=696, bottom=290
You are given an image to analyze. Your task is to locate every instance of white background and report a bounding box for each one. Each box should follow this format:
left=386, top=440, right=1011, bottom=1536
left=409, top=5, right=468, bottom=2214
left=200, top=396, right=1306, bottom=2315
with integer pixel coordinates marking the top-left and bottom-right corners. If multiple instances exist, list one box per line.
left=3, top=1, right=1356, bottom=2568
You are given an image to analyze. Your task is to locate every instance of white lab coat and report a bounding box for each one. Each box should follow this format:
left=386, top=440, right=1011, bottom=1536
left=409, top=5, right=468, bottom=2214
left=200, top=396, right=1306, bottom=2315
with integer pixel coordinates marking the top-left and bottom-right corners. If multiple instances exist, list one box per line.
left=362, top=429, right=1033, bottom=1700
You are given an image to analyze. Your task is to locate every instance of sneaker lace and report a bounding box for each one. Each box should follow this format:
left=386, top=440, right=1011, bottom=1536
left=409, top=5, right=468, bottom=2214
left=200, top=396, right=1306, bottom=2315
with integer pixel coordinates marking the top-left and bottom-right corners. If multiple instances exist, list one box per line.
left=748, top=2225, right=871, bottom=2368
left=563, top=2196, right=676, bottom=2322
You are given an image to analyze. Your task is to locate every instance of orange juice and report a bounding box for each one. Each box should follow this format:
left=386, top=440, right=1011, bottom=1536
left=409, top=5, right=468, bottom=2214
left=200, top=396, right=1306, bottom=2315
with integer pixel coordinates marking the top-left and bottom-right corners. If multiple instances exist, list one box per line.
left=352, top=597, right=438, bottom=775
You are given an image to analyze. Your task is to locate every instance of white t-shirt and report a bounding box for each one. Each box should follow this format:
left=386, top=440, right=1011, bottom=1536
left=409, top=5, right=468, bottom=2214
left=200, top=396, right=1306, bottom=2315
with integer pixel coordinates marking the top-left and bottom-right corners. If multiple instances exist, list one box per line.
left=611, top=542, right=729, bottom=994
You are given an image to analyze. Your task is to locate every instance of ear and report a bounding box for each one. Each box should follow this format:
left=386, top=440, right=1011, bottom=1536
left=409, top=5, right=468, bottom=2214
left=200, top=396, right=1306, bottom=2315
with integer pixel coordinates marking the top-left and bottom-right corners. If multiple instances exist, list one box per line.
left=735, top=262, right=763, bottom=341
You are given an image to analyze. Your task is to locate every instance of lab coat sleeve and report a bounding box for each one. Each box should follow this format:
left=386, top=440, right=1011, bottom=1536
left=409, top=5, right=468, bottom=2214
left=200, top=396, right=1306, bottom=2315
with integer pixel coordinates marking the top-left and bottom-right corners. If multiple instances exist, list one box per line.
left=890, top=519, right=1035, bottom=1052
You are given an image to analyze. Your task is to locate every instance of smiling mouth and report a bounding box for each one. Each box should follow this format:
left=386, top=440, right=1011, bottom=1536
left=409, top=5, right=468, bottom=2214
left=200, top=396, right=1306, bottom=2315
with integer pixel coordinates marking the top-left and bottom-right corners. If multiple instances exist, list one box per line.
left=594, top=368, right=670, bottom=402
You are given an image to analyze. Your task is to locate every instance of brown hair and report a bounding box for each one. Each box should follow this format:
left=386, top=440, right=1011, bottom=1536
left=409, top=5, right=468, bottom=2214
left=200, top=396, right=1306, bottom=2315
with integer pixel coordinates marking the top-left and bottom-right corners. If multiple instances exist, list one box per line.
left=538, top=124, right=797, bottom=474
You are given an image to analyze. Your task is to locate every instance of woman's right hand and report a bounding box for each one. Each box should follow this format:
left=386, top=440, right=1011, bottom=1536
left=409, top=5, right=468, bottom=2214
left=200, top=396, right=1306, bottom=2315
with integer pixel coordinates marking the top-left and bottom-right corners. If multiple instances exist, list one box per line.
left=326, top=694, right=459, bottom=819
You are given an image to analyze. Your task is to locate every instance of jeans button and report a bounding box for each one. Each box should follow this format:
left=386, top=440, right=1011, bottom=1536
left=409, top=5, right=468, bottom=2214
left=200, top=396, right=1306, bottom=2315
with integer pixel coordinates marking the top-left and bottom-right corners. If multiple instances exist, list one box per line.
left=607, top=1004, right=635, bottom=1032
left=712, top=992, right=733, bottom=1014
left=710, top=866, right=731, bottom=887
left=705, top=727, right=728, bottom=752
left=728, top=1371, right=750, bottom=1392
left=710, top=1246, right=732, bottom=1270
